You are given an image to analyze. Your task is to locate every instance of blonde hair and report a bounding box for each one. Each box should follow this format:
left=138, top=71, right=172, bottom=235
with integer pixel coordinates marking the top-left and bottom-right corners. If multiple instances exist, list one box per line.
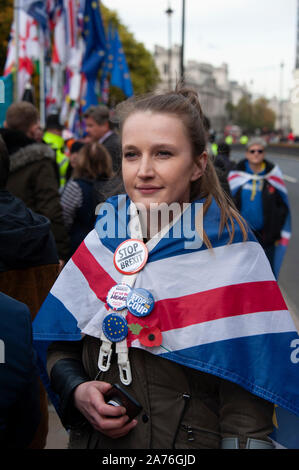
left=73, top=142, right=114, bottom=180
left=116, top=84, right=248, bottom=247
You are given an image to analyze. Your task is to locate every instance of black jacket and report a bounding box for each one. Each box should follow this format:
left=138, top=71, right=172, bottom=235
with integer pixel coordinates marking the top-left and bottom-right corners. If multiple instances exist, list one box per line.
left=0, top=128, right=70, bottom=260
left=233, top=159, right=288, bottom=246
left=0, top=190, right=58, bottom=272
left=0, top=293, right=41, bottom=448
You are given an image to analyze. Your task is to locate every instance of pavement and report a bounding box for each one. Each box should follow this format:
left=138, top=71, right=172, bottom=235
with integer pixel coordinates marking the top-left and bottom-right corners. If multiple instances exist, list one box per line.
left=45, top=405, right=69, bottom=449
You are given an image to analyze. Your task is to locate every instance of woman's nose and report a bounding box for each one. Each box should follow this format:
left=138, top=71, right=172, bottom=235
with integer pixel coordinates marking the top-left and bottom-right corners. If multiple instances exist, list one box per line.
left=136, top=155, right=155, bottom=178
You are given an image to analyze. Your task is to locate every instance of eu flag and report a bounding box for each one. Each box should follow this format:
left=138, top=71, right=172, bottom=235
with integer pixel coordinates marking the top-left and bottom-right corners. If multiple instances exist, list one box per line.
left=110, top=28, right=133, bottom=97
left=81, top=0, right=106, bottom=109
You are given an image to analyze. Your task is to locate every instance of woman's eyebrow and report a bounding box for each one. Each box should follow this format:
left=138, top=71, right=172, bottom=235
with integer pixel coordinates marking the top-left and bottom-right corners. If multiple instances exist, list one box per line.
left=122, top=144, right=139, bottom=151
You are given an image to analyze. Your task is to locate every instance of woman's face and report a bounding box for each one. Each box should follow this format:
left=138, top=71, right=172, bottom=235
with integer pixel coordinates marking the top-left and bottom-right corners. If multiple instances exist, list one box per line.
left=121, top=111, right=206, bottom=210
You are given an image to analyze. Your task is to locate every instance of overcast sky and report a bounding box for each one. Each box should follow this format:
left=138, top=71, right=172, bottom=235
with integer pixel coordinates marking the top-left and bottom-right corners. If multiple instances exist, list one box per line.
left=103, top=0, right=297, bottom=100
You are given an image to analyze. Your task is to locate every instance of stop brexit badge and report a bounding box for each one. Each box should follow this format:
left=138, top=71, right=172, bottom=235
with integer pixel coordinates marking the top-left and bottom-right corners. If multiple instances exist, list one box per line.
left=113, top=239, right=148, bottom=275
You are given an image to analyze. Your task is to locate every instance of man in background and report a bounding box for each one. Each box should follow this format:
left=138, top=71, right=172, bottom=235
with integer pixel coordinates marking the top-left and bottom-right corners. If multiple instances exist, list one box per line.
left=84, top=105, right=121, bottom=173
left=43, top=114, right=71, bottom=191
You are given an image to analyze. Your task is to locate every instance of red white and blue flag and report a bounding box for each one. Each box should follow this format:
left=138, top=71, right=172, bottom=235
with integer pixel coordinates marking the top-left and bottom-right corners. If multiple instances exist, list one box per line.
left=228, top=164, right=291, bottom=278
left=33, top=195, right=299, bottom=447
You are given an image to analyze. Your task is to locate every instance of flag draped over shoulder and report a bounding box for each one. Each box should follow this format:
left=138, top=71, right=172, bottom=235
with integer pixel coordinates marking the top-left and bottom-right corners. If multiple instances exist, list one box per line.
left=33, top=195, right=299, bottom=448
left=228, top=164, right=291, bottom=278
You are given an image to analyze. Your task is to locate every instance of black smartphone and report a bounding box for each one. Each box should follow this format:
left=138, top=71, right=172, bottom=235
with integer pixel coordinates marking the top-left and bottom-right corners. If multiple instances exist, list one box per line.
left=104, top=383, right=142, bottom=420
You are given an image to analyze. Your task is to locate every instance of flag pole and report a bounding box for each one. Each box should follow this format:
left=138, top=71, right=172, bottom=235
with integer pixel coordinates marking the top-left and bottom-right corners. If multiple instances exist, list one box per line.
left=14, top=0, right=19, bottom=101
left=38, top=26, right=46, bottom=127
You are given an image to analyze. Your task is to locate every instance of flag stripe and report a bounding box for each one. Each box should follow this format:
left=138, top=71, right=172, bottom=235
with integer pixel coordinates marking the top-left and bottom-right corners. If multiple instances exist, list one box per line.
left=72, top=239, right=117, bottom=302
left=130, top=310, right=294, bottom=351
left=126, top=280, right=288, bottom=334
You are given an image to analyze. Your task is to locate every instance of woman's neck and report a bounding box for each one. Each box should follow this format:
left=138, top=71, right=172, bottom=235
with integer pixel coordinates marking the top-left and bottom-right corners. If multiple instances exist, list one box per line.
left=137, top=204, right=183, bottom=241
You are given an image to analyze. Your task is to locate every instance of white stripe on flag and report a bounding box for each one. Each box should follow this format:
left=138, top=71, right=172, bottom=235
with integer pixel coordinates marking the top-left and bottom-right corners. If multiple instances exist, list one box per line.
left=51, top=258, right=105, bottom=334
left=131, top=309, right=294, bottom=353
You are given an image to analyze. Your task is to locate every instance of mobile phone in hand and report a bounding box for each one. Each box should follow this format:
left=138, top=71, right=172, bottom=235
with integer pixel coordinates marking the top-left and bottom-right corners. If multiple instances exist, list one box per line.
left=104, top=384, right=142, bottom=420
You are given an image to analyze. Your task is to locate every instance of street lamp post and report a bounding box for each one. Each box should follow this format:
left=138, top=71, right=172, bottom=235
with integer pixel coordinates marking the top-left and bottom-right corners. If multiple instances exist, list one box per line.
left=279, top=62, right=284, bottom=131
left=165, top=4, right=174, bottom=91
left=180, top=0, right=185, bottom=82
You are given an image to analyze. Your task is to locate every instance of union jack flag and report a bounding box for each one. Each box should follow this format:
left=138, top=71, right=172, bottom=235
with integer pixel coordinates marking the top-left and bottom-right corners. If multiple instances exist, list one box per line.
left=33, top=195, right=299, bottom=447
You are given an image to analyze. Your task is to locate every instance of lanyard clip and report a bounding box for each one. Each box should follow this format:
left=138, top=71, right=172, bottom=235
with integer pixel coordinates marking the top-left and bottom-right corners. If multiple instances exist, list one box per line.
left=98, top=334, right=112, bottom=372
left=116, top=340, right=132, bottom=385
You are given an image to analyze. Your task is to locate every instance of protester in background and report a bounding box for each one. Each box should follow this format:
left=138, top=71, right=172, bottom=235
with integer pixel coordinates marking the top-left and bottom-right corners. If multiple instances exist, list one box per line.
left=0, top=134, right=60, bottom=448
left=0, top=102, right=70, bottom=263
left=61, top=142, right=114, bottom=258
left=228, top=137, right=290, bottom=277
left=33, top=123, right=44, bottom=143
left=202, top=115, right=231, bottom=196
left=0, top=293, right=41, bottom=448
left=215, top=142, right=236, bottom=173
left=43, top=114, right=71, bottom=190
left=69, top=141, right=85, bottom=171
left=84, top=105, right=121, bottom=173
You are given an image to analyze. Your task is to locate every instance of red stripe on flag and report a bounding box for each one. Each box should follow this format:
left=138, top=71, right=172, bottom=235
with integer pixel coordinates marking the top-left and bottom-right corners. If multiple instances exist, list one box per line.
left=68, top=0, right=75, bottom=48
left=228, top=173, right=239, bottom=181
left=72, top=241, right=115, bottom=302
left=268, top=175, right=285, bottom=187
left=126, top=281, right=287, bottom=337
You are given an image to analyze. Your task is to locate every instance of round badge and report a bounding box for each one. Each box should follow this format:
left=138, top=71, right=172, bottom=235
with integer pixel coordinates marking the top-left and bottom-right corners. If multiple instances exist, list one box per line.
left=102, top=313, right=128, bottom=342
left=106, top=283, right=132, bottom=311
left=113, top=239, right=148, bottom=275
left=126, top=288, right=155, bottom=317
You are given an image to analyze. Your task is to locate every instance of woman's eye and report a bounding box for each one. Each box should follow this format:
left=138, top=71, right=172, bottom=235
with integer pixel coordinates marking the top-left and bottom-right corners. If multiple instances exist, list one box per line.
left=157, top=150, right=172, bottom=157
left=124, top=151, right=137, bottom=158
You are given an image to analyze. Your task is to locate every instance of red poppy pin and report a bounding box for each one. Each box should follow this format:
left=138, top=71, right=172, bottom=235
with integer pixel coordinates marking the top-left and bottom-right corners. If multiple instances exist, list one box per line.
left=138, top=326, right=163, bottom=347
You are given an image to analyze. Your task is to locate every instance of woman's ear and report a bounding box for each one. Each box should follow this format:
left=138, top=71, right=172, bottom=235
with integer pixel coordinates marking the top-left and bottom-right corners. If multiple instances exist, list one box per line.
left=191, top=151, right=208, bottom=182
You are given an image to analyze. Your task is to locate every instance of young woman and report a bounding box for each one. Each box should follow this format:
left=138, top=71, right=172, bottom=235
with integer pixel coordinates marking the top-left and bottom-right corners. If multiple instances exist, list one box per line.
left=33, top=88, right=298, bottom=449
left=61, top=142, right=114, bottom=258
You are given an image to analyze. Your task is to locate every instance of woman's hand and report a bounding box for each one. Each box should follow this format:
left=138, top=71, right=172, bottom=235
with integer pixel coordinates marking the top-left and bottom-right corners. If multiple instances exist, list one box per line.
left=73, top=381, right=137, bottom=438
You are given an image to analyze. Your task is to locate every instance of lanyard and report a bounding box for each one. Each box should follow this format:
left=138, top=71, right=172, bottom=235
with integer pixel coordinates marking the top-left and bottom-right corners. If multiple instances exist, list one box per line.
left=98, top=201, right=188, bottom=385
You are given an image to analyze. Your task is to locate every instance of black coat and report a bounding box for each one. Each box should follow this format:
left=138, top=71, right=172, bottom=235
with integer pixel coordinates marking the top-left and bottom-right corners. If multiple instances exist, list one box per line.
left=233, top=159, right=289, bottom=246
left=0, top=293, right=41, bottom=448
left=0, top=189, right=58, bottom=272
left=0, top=128, right=70, bottom=260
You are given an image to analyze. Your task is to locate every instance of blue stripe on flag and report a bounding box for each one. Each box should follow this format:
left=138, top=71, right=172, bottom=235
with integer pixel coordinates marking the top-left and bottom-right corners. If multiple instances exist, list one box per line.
left=33, top=293, right=82, bottom=341
left=160, top=331, right=299, bottom=417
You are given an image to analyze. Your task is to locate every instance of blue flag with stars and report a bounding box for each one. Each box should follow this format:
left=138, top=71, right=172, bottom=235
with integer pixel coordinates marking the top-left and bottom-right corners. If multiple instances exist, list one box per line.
left=101, top=24, right=133, bottom=99
left=81, top=0, right=106, bottom=109
left=110, top=28, right=133, bottom=97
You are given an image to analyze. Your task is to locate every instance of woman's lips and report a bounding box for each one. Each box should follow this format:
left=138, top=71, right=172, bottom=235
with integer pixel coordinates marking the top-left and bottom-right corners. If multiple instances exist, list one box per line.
left=136, top=187, right=162, bottom=194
